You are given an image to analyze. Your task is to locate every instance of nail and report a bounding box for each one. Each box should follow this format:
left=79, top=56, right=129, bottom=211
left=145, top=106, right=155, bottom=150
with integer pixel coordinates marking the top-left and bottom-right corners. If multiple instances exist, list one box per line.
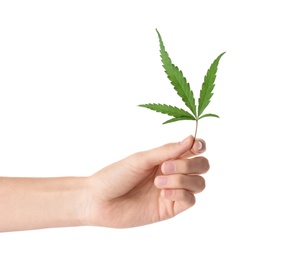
left=197, top=141, right=203, bottom=150
left=156, top=176, right=168, bottom=187
left=163, top=162, right=175, bottom=174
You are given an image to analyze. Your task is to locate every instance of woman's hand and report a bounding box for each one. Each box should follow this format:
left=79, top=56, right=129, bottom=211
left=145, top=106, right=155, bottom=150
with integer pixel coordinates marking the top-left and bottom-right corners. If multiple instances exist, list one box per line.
left=0, top=135, right=209, bottom=232
left=86, top=135, right=209, bottom=228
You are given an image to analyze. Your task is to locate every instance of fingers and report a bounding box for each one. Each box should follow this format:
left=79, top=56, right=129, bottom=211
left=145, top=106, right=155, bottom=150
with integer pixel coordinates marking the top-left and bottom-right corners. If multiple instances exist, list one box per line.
left=137, top=136, right=207, bottom=170
left=160, top=189, right=196, bottom=216
left=160, top=189, right=195, bottom=202
left=155, top=174, right=206, bottom=194
left=154, top=171, right=206, bottom=215
left=161, top=156, right=210, bottom=175
left=154, top=153, right=209, bottom=214
left=139, top=135, right=195, bottom=169
left=161, top=189, right=196, bottom=207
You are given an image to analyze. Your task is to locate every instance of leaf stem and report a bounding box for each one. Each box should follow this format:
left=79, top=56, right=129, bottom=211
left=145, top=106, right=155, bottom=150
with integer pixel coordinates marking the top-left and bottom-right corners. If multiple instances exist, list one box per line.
left=192, top=119, right=198, bottom=148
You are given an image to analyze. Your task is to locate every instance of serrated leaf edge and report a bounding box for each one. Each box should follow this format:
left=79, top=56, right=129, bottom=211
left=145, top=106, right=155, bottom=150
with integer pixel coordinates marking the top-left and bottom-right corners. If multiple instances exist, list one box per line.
left=156, top=29, right=197, bottom=117
left=198, top=52, right=225, bottom=117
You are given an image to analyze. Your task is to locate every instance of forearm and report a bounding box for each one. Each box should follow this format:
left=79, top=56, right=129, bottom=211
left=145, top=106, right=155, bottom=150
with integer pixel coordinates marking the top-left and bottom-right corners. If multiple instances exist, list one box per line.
left=0, top=176, right=91, bottom=232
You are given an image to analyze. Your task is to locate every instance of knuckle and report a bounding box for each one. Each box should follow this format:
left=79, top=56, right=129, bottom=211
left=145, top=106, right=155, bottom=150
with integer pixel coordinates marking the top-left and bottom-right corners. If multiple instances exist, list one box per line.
left=198, top=176, right=206, bottom=191
left=186, top=193, right=196, bottom=207
left=176, top=174, right=186, bottom=186
left=182, top=160, right=191, bottom=172
left=198, top=156, right=210, bottom=173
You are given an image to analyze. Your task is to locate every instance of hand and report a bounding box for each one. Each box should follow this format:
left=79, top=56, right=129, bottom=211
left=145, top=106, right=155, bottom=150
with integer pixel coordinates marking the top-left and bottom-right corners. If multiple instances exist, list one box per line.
left=86, top=135, right=209, bottom=228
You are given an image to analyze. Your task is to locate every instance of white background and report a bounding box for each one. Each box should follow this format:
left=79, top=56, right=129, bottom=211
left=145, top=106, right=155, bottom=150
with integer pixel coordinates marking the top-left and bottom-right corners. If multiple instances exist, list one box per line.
left=0, top=0, right=296, bottom=259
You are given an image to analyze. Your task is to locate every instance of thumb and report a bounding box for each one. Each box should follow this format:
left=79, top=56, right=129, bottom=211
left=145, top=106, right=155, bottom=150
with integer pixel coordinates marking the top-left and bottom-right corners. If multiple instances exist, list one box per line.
left=141, top=135, right=194, bottom=169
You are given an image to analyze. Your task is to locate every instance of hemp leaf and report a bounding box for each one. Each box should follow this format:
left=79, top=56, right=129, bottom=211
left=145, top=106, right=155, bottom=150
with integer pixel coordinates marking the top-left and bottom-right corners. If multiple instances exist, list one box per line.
left=139, top=29, right=225, bottom=140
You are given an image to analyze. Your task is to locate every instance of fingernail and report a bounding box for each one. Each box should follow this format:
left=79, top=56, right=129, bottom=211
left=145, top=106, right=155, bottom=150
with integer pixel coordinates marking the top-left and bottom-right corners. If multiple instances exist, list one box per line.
left=197, top=141, right=203, bottom=150
left=156, top=176, right=168, bottom=187
left=163, top=162, right=175, bottom=174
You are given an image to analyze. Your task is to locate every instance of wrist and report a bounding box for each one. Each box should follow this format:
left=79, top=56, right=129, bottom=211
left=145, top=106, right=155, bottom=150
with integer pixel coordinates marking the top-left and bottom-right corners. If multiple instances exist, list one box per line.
left=82, top=174, right=110, bottom=227
left=67, top=176, right=93, bottom=227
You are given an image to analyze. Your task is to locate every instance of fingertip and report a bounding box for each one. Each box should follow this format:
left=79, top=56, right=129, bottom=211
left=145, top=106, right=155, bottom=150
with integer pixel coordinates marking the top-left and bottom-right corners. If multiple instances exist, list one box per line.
left=180, top=135, right=194, bottom=146
left=192, top=138, right=206, bottom=154
left=197, top=140, right=203, bottom=150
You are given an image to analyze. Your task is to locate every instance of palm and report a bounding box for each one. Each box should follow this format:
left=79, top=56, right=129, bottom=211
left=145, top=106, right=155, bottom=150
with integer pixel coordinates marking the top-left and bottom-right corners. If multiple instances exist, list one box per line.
left=93, top=164, right=177, bottom=228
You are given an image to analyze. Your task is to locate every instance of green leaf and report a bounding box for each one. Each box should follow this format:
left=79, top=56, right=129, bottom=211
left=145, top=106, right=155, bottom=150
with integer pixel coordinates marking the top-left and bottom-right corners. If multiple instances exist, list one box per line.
left=139, top=103, right=196, bottom=119
left=198, top=113, right=220, bottom=120
left=198, top=52, right=225, bottom=117
left=156, top=29, right=196, bottom=117
left=137, top=29, right=225, bottom=140
left=163, top=116, right=196, bottom=124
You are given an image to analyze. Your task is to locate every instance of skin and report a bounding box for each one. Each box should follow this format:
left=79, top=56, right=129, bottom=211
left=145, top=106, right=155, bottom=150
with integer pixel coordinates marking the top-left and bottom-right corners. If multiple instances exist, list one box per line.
left=0, top=135, right=209, bottom=232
